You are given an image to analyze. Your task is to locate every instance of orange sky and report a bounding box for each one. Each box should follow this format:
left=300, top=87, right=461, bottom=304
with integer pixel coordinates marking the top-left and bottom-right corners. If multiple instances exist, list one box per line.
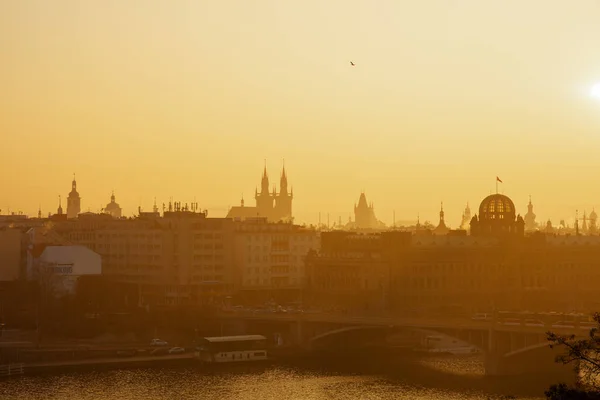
left=1, top=0, right=600, bottom=226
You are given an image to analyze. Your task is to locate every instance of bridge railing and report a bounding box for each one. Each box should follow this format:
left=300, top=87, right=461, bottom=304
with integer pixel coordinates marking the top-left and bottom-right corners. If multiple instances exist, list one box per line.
left=0, top=363, right=25, bottom=377
left=218, top=309, right=595, bottom=335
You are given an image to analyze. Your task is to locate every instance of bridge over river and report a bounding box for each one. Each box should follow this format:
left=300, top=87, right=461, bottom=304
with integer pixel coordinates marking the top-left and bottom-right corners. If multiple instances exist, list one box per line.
left=217, top=311, right=590, bottom=377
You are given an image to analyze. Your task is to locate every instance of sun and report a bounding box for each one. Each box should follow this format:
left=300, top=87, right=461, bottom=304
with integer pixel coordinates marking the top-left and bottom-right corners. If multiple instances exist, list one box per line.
left=592, top=83, right=600, bottom=99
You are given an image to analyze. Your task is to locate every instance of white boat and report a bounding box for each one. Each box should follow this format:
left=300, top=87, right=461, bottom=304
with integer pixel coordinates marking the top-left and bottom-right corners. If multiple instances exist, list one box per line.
left=196, top=335, right=269, bottom=364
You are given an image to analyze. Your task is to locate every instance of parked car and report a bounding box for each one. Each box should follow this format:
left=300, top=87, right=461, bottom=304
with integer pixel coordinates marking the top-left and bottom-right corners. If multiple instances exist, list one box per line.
left=150, top=338, right=169, bottom=347
left=168, top=347, right=185, bottom=354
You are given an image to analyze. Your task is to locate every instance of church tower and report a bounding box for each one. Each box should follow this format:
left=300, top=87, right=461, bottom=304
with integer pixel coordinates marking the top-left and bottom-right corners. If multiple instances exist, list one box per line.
left=433, top=202, right=449, bottom=235
left=66, top=174, right=81, bottom=219
left=105, top=191, right=122, bottom=218
left=255, top=163, right=274, bottom=218
left=523, top=195, right=537, bottom=231
left=57, top=196, right=63, bottom=215
left=274, top=163, right=293, bottom=221
left=354, top=192, right=377, bottom=229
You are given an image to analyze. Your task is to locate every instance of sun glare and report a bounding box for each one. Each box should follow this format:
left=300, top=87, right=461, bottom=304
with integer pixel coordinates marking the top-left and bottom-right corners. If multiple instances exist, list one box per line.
left=592, top=83, right=600, bottom=99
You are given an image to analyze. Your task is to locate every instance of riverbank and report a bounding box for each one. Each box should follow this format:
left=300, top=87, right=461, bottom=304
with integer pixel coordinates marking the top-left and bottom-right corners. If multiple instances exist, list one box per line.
left=1, top=354, right=196, bottom=378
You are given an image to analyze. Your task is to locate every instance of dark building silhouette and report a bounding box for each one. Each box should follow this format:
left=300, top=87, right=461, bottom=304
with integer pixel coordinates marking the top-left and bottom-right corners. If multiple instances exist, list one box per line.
left=469, top=194, right=524, bottom=237
left=459, top=202, right=471, bottom=231
left=104, top=191, right=122, bottom=218
left=227, top=164, right=293, bottom=222
left=306, top=191, right=600, bottom=315
left=353, top=192, right=379, bottom=229
left=523, top=196, right=537, bottom=231
left=66, top=175, right=81, bottom=219
left=590, top=208, right=598, bottom=233
left=57, top=196, right=63, bottom=216
left=432, top=202, right=449, bottom=235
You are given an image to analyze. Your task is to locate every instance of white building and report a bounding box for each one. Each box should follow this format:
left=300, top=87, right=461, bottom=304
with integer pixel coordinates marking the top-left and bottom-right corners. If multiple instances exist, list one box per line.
left=35, top=245, right=102, bottom=296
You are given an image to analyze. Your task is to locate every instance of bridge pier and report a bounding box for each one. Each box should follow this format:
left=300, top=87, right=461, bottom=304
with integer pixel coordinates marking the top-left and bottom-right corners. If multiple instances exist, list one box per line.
left=484, top=351, right=502, bottom=376
left=293, top=320, right=305, bottom=347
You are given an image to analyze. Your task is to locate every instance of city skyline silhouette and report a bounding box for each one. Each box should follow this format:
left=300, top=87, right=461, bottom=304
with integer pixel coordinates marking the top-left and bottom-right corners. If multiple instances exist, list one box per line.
left=1, top=1, right=600, bottom=224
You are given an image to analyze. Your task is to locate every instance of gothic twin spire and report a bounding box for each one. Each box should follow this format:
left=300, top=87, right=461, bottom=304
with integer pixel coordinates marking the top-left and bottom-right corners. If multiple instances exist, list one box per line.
left=257, top=161, right=291, bottom=197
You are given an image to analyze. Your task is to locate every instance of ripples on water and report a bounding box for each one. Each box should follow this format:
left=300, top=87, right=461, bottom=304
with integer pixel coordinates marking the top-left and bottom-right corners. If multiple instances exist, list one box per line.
left=1, top=356, right=545, bottom=400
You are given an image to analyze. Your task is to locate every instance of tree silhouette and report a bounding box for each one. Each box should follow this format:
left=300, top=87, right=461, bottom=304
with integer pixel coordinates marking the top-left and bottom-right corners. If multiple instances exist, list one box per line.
left=546, top=313, right=600, bottom=399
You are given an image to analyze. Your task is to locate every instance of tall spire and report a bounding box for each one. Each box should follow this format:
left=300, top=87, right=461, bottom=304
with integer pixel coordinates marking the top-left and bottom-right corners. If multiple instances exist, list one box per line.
left=280, top=159, right=288, bottom=195
left=57, top=195, right=63, bottom=215
left=260, top=161, right=269, bottom=194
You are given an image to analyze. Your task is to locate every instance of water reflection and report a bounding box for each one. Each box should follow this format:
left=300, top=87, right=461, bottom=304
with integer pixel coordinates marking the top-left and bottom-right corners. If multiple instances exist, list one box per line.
left=0, top=356, right=548, bottom=400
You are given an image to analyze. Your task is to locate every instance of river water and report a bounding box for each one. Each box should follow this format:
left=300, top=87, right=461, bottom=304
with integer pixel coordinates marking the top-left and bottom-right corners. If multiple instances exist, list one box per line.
left=1, top=356, right=553, bottom=399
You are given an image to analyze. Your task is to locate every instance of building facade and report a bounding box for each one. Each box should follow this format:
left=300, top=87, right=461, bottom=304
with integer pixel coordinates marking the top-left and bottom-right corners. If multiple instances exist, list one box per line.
left=306, top=192, right=600, bottom=316
left=0, top=228, right=23, bottom=281
left=43, top=205, right=318, bottom=307
left=232, top=218, right=319, bottom=304
left=46, top=208, right=236, bottom=307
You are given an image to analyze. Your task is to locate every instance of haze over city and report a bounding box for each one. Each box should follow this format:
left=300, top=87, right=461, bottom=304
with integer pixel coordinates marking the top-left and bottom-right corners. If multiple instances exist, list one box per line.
left=2, top=0, right=600, bottom=224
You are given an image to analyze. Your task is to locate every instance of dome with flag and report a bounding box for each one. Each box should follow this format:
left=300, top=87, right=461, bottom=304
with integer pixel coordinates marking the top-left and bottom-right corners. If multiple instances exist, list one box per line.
left=478, top=194, right=516, bottom=221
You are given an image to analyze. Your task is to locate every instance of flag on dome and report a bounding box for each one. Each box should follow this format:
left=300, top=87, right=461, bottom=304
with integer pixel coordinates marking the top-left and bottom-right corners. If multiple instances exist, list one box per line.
left=496, top=176, right=503, bottom=183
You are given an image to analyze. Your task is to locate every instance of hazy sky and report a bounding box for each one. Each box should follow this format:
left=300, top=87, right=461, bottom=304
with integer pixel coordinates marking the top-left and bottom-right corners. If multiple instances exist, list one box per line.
left=2, top=0, right=600, bottom=225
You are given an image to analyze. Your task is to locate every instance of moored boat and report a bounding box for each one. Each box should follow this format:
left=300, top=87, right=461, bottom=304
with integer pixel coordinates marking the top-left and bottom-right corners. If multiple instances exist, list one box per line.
left=195, top=335, right=270, bottom=365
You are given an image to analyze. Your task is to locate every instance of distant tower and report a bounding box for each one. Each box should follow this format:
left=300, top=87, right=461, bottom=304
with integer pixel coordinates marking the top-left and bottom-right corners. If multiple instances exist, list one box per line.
left=105, top=191, right=122, bottom=218
left=459, top=202, right=471, bottom=230
left=274, top=162, right=293, bottom=221
left=523, top=195, right=537, bottom=231
left=354, top=192, right=377, bottom=229
left=57, top=195, right=63, bottom=215
left=255, top=162, right=275, bottom=219
left=433, top=202, right=449, bottom=235
left=582, top=210, right=588, bottom=233
left=66, top=174, right=81, bottom=219
left=590, top=208, right=598, bottom=233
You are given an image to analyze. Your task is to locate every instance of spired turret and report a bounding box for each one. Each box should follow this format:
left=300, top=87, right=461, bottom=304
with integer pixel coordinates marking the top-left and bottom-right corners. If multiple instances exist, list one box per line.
left=66, top=174, right=81, bottom=219
left=250, top=161, right=293, bottom=222
left=433, top=202, right=449, bottom=235
left=274, top=162, right=292, bottom=221
left=524, top=196, right=537, bottom=231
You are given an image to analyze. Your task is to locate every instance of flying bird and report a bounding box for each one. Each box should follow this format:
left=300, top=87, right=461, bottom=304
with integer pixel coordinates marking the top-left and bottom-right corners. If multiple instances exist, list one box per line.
left=350, top=61, right=355, bottom=66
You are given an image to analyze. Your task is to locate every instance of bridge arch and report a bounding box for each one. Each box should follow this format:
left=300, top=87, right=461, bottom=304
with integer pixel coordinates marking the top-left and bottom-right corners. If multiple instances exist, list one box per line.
left=309, top=325, right=391, bottom=347
left=307, top=324, right=485, bottom=352
left=503, top=342, right=551, bottom=358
